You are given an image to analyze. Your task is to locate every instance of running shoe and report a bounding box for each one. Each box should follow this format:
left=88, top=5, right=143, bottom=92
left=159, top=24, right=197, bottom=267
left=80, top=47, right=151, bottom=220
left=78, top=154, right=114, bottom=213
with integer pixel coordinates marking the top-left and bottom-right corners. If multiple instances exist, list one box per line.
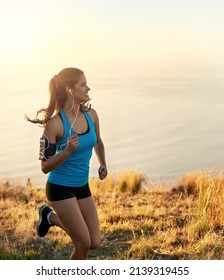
left=36, top=205, right=53, bottom=237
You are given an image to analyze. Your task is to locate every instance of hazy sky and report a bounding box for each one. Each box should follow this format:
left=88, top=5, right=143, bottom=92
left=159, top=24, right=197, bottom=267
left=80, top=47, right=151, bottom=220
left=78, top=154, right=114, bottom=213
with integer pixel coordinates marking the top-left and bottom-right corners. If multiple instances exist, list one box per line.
left=0, top=0, right=224, bottom=182
left=0, top=0, right=224, bottom=79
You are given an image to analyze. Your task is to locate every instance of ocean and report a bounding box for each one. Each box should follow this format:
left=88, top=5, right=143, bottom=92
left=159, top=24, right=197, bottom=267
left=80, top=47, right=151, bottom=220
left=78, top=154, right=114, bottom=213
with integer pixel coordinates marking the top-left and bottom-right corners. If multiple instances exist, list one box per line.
left=0, top=70, right=224, bottom=186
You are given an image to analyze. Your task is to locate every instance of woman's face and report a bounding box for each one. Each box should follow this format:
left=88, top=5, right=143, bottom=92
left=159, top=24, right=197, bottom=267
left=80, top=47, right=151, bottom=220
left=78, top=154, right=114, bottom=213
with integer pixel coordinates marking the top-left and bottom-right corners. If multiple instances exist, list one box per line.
left=72, top=74, right=90, bottom=103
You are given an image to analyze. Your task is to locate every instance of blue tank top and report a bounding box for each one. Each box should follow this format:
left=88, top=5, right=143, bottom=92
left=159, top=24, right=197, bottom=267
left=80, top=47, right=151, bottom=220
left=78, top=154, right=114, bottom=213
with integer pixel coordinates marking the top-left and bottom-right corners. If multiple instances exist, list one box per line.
left=47, top=109, right=97, bottom=187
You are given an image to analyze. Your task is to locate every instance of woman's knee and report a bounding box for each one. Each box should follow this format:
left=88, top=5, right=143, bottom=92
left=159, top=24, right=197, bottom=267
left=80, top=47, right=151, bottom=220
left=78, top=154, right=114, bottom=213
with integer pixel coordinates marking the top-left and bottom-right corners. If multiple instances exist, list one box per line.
left=90, top=236, right=101, bottom=250
left=74, top=236, right=91, bottom=253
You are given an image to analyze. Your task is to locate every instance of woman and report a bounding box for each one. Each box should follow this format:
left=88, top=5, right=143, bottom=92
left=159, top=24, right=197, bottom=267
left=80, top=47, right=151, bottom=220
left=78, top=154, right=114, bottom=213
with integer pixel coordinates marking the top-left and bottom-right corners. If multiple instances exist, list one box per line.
left=26, top=67, right=107, bottom=260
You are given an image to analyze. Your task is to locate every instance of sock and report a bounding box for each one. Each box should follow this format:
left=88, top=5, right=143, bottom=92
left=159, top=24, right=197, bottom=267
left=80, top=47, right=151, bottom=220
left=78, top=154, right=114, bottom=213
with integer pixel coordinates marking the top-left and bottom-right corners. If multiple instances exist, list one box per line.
left=47, top=211, right=53, bottom=225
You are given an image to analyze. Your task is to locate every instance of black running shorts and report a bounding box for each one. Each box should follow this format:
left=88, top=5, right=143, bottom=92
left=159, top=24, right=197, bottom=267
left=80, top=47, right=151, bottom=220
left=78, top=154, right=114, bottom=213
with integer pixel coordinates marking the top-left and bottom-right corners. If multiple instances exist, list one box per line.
left=46, top=182, right=92, bottom=201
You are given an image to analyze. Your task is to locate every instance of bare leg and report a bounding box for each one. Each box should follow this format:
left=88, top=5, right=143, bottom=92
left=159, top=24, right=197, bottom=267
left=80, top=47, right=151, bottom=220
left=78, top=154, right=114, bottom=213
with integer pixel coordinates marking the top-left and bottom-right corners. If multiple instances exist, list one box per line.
left=50, top=197, right=91, bottom=260
left=78, top=196, right=101, bottom=249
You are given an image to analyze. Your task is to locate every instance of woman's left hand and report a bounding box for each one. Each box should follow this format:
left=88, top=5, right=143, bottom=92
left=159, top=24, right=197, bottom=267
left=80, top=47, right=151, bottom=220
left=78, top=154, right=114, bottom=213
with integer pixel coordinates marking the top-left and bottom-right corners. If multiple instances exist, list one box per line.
left=98, top=165, right=108, bottom=180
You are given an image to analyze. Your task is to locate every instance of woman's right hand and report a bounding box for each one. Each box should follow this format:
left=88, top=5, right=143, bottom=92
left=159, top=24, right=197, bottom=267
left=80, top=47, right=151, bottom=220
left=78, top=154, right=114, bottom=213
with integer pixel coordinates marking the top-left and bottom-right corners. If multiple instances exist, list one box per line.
left=65, top=134, right=79, bottom=154
left=41, top=134, right=79, bottom=174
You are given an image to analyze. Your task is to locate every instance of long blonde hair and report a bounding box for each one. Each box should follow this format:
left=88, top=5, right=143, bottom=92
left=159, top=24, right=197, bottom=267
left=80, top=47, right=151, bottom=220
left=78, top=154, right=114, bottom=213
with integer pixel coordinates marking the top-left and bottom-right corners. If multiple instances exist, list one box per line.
left=26, top=67, right=90, bottom=125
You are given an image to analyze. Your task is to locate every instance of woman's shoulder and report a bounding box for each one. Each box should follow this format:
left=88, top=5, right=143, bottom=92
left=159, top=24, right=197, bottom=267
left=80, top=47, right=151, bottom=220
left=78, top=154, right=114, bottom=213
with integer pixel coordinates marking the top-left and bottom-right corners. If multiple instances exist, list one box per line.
left=47, top=112, right=61, bottom=124
left=45, top=112, right=63, bottom=133
left=88, top=107, right=99, bottom=123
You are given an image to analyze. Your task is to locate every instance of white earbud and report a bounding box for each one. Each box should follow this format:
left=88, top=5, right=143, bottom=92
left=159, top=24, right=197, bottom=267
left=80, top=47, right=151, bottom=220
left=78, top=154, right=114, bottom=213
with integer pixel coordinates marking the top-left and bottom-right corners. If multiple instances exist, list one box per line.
left=69, top=89, right=73, bottom=96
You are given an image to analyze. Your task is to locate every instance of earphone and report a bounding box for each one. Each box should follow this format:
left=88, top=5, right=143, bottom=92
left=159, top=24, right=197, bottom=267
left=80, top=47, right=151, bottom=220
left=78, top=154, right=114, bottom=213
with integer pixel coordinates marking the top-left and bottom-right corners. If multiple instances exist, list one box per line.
left=56, top=89, right=79, bottom=150
left=39, top=88, right=80, bottom=159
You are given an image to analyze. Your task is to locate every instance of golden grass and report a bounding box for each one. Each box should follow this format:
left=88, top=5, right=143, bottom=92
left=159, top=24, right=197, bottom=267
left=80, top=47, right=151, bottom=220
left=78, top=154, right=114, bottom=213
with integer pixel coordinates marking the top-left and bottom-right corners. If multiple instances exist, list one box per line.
left=0, top=169, right=224, bottom=259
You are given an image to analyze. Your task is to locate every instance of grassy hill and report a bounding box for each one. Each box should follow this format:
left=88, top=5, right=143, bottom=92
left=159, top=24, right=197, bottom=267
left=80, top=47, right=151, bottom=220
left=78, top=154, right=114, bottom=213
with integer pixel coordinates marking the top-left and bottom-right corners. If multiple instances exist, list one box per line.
left=0, top=170, right=224, bottom=260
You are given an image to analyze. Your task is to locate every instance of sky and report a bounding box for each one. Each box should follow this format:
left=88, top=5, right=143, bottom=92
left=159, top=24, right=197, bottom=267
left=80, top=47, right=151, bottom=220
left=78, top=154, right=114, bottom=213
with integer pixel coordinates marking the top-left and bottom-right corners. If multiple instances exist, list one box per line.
left=0, top=0, right=224, bottom=183
left=0, top=0, right=224, bottom=81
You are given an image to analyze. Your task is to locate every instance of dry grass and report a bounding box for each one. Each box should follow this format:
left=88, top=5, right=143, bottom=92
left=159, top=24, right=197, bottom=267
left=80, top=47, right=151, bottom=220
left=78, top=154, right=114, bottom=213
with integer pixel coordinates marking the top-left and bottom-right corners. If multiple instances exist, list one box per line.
left=1, top=169, right=224, bottom=259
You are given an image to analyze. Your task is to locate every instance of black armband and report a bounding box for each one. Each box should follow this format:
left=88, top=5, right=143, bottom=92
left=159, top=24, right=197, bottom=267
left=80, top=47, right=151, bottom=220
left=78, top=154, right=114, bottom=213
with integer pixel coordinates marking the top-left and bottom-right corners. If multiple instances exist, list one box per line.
left=39, top=136, right=56, bottom=160
left=44, top=143, right=56, bottom=159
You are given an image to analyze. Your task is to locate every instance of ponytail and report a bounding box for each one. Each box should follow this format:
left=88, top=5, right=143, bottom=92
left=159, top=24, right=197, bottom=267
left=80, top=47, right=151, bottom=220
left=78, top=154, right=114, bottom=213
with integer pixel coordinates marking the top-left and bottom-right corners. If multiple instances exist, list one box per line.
left=25, top=75, right=67, bottom=125
left=25, top=67, right=85, bottom=125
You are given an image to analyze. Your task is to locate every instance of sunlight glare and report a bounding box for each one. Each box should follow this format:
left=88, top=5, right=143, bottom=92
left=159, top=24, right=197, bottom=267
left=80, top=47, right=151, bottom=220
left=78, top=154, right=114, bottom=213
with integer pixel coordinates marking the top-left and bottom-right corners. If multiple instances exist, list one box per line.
left=1, top=10, right=38, bottom=52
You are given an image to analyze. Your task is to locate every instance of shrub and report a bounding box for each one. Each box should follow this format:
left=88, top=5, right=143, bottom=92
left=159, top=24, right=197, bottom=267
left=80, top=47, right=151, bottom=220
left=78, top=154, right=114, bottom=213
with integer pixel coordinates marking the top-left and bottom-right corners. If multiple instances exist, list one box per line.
left=117, top=171, right=147, bottom=194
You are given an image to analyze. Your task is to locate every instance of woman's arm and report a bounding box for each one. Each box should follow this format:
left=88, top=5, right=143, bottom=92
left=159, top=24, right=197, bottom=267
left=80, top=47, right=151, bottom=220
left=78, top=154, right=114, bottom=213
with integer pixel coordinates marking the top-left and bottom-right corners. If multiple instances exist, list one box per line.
left=95, top=141, right=107, bottom=180
left=41, top=115, right=79, bottom=174
left=90, top=109, right=108, bottom=180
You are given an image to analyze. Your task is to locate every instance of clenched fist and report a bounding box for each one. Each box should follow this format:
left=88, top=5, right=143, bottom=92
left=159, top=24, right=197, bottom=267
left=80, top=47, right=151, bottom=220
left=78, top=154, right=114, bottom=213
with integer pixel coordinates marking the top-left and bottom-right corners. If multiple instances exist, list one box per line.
left=98, top=165, right=108, bottom=180
left=65, top=134, right=79, bottom=154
